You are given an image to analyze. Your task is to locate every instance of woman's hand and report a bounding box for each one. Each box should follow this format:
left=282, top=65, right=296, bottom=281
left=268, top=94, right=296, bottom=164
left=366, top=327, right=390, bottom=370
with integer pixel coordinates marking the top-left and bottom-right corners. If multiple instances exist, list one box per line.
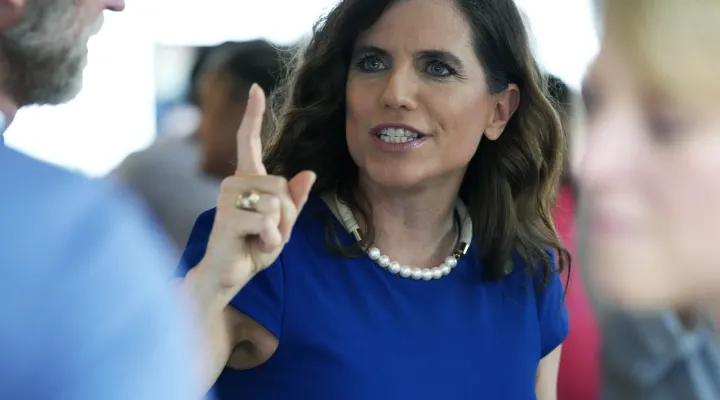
left=181, top=84, right=314, bottom=393
left=198, top=84, right=316, bottom=294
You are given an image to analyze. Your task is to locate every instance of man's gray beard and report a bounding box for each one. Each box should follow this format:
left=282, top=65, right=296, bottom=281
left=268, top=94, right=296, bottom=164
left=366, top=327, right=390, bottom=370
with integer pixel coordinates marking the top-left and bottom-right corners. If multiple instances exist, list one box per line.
left=0, top=0, right=86, bottom=107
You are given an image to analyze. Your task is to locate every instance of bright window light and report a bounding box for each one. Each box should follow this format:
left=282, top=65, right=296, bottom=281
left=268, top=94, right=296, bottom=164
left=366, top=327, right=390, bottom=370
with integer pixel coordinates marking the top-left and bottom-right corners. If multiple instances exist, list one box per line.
left=4, top=3, right=156, bottom=177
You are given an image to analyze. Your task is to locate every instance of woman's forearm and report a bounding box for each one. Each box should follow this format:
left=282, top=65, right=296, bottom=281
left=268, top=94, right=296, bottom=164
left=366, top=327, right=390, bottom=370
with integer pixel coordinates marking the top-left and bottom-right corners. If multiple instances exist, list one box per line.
left=181, top=262, right=252, bottom=394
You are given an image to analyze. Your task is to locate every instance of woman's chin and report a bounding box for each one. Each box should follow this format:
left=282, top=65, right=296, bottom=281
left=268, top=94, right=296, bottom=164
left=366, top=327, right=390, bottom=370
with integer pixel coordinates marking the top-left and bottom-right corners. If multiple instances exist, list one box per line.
left=359, top=165, right=430, bottom=191
left=357, top=159, right=467, bottom=194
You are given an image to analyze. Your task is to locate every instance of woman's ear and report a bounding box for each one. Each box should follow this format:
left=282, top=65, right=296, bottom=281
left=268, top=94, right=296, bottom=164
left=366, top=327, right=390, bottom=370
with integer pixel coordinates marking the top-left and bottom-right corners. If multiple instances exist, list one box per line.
left=485, top=83, right=520, bottom=141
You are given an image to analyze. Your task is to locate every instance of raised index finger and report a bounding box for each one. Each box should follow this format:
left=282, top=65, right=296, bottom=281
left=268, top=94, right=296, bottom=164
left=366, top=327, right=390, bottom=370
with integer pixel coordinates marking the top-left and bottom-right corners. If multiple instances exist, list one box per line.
left=235, top=83, right=267, bottom=175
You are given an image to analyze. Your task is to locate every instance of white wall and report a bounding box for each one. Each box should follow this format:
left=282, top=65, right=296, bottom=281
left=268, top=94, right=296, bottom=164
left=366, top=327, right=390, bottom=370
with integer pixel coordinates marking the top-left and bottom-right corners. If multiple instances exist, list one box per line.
left=4, top=0, right=598, bottom=177
left=152, top=0, right=340, bottom=46
left=516, top=0, right=599, bottom=89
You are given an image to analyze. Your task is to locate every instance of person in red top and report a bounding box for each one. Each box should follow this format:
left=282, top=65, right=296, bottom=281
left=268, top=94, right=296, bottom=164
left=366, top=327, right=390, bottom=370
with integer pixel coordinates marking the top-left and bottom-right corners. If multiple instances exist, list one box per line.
left=549, top=76, right=601, bottom=400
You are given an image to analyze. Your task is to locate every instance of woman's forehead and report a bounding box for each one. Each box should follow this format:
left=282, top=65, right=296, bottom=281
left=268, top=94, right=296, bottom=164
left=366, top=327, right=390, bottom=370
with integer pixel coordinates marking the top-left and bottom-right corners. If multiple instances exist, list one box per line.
left=356, top=0, right=472, bottom=52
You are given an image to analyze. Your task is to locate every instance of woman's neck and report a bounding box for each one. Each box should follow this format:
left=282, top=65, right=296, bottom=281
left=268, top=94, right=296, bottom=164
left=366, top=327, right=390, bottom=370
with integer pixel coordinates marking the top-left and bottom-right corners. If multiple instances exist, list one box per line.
left=355, top=174, right=463, bottom=269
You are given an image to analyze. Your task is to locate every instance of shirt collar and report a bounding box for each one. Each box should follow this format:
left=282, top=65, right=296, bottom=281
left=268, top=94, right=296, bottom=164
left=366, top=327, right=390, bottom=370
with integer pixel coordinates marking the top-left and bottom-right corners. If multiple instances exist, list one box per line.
left=0, top=111, right=6, bottom=147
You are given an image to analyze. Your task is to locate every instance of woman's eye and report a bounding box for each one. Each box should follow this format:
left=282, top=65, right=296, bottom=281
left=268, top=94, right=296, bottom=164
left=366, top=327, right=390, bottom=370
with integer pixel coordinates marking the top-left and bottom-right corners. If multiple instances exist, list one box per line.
left=426, top=61, right=452, bottom=77
left=358, top=55, right=386, bottom=71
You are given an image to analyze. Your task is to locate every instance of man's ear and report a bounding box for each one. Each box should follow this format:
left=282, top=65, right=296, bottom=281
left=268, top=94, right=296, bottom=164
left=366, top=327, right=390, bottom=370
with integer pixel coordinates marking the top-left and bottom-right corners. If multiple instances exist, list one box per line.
left=484, top=83, right=520, bottom=141
left=0, top=0, right=26, bottom=32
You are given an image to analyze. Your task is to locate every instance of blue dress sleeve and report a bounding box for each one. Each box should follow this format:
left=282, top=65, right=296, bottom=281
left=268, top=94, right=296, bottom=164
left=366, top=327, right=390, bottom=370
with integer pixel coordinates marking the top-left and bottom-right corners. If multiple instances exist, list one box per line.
left=178, top=208, right=285, bottom=338
left=536, top=264, right=570, bottom=358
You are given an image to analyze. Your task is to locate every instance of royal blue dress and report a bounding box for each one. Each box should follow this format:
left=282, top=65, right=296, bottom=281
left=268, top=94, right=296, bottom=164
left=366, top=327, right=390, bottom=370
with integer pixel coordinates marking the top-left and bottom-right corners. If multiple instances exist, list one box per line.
left=178, top=196, right=568, bottom=399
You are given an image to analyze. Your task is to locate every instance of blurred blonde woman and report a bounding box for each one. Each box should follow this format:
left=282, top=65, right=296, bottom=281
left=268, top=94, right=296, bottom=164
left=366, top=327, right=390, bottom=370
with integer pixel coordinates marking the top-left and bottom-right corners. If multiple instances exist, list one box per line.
left=576, top=0, right=720, bottom=398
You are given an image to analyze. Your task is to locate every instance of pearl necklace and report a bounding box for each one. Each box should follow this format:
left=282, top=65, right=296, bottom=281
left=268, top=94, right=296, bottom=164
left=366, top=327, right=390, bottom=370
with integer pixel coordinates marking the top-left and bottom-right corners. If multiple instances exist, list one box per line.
left=334, top=193, right=473, bottom=280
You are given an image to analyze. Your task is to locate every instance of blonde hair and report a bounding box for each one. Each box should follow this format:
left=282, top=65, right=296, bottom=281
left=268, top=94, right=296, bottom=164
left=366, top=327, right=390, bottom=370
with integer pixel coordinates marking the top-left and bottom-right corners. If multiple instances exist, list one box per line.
left=603, top=0, right=720, bottom=104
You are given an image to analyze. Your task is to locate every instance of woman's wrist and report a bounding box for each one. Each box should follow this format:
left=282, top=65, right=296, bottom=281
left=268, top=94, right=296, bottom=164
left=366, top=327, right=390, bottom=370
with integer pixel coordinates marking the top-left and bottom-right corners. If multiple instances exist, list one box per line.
left=184, top=260, right=250, bottom=317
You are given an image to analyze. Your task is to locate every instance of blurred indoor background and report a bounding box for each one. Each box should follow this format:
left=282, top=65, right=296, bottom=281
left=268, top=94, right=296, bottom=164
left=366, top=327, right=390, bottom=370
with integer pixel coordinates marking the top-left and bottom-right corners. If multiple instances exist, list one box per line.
left=2, top=0, right=598, bottom=177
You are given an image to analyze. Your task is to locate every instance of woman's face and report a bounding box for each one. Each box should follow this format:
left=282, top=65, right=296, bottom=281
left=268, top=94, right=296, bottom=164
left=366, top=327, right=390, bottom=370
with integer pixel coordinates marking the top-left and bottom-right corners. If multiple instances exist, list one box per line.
left=345, top=0, right=518, bottom=191
left=577, top=41, right=720, bottom=308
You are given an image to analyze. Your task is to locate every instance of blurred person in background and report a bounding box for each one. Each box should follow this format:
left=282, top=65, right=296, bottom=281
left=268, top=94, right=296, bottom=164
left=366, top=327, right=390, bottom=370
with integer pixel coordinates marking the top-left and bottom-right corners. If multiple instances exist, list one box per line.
left=178, top=0, right=570, bottom=398
left=111, top=47, right=214, bottom=251
left=113, top=40, right=284, bottom=250
left=548, top=76, right=600, bottom=400
left=577, top=0, right=720, bottom=397
left=195, top=40, right=284, bottom=179
left=0, top=0, right=202, bottom=398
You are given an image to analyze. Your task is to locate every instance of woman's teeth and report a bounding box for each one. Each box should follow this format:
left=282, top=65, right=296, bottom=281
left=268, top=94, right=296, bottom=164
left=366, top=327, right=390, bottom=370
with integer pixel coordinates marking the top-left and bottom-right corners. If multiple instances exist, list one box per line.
left=378, top=128, right=421, bottom=143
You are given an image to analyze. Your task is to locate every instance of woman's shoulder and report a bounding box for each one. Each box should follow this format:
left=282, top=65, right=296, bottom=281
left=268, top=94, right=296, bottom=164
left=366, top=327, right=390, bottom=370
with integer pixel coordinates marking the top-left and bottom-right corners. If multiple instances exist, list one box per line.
left=181, top=208, right=217, bottom=254
left=499, top=250, right=557, bottom=283
left=283, top=195, right=340, bottom=251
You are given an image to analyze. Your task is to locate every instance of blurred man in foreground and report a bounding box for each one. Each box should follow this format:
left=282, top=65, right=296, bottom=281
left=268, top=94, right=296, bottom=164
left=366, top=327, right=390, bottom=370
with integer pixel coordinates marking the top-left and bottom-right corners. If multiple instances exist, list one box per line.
left=0, top=1, right=201, bottom=398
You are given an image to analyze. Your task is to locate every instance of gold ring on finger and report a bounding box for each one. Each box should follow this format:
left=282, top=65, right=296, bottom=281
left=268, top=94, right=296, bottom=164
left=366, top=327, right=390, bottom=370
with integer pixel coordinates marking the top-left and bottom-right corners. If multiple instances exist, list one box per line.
left=235, top=190, right=261, bottom=212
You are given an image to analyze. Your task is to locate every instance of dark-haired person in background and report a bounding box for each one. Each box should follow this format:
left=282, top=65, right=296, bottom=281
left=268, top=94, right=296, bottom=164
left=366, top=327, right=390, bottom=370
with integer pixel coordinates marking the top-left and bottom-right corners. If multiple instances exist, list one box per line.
left=195, top=40, right=285, bottom=178
left=114, top=40, right=284, bottom=249
left=177, top=0, right=570, bottom=397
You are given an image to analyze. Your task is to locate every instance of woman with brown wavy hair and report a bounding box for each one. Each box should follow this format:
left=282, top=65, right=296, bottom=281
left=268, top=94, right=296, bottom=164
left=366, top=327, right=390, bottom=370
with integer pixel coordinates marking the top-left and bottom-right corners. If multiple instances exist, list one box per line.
left=178, top=0, right=570, bottom=398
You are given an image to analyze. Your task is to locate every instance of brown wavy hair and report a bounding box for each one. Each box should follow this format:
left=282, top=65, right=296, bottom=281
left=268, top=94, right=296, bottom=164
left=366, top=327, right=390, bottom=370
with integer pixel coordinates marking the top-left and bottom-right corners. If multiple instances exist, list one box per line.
left=264, top=0, right=570, bottom=285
